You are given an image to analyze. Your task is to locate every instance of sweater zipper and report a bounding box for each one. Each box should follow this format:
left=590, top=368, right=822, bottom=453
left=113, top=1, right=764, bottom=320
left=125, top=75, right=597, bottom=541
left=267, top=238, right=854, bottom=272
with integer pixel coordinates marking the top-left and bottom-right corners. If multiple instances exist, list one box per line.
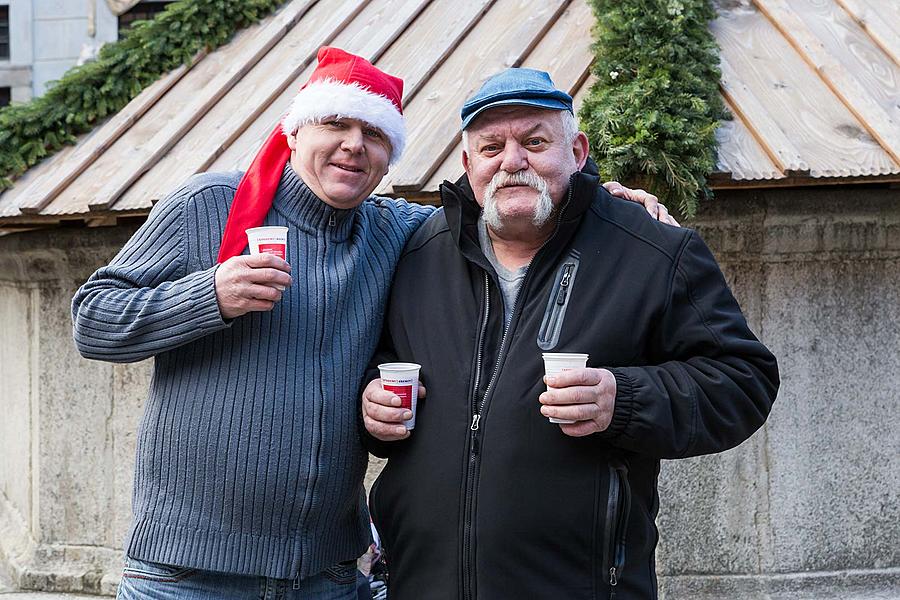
left=293, top=212, right=335, bottom=587
left=461, top=179, right=576, bottom=600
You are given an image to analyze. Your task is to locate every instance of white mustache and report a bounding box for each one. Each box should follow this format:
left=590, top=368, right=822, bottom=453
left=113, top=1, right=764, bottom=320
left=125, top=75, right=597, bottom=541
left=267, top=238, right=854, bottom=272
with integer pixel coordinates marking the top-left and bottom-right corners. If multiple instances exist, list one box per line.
left=482, top=170, right=554, bottom=230
left=485, top=170, right=549, bottom=197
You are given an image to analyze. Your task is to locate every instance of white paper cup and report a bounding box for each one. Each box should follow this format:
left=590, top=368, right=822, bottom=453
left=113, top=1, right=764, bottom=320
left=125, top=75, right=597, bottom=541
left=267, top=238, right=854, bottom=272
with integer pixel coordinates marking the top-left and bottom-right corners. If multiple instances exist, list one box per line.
left=246, top=226, right=288, bottom=260
left=378, top=362, right=421, bottom=430
left=542, top=352, right=589, bottom=424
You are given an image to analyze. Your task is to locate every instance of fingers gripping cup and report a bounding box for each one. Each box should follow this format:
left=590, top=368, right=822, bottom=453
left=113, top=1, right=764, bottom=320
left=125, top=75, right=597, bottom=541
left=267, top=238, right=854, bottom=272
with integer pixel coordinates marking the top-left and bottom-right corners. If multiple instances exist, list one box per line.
left=246, top=226, right=289, bottom=260
left=378, top=362, right=421, bottom=430
left=542, top=353, right=589, bottom=424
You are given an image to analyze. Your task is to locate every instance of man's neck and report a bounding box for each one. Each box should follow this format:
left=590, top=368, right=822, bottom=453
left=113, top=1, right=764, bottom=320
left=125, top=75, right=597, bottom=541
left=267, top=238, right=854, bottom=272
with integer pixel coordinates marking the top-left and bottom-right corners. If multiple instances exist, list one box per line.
left=485, top=221, right=553, bottom=270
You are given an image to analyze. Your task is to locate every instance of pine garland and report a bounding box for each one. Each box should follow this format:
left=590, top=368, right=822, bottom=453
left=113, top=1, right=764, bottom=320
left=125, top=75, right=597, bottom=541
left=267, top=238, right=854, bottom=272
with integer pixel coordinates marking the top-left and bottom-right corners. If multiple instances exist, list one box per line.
left=0, top=0, right=289, bottom=190
left=579, top=0, right=728, bottom=216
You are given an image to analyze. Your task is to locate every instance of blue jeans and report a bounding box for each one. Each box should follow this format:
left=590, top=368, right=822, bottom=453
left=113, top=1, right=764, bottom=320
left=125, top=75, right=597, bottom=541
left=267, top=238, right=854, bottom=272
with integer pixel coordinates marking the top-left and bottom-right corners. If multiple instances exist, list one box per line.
left=116, top=556, right=368, bottom=600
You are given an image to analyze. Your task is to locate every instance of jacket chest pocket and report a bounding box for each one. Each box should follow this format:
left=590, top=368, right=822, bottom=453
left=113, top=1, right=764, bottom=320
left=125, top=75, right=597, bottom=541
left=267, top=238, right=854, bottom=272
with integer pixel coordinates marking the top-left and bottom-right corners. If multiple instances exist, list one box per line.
left=537, top=253, right=581, bottom=350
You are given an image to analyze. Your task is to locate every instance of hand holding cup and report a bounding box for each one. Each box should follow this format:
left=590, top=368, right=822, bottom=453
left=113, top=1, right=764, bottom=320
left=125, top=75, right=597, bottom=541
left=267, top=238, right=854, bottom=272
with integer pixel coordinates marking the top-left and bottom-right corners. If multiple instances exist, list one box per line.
left=362, top=368, right=426, bottom=442
left=539, top=364, right=617, bottom=438
left=215, top=253, right=292, bottom=320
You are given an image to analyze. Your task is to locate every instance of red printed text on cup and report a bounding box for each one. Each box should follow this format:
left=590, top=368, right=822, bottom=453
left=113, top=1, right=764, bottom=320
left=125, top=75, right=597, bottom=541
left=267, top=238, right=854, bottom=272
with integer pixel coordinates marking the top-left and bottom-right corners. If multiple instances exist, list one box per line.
left=258, top=243, right=286, bottom=259
left=383, top=384, right=413, bottom=410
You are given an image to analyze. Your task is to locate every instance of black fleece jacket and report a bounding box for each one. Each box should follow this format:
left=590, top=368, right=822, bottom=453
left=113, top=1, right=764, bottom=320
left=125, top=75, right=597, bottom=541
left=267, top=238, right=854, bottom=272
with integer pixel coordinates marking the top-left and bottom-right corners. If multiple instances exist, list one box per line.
left=362, top=171, right=779, bottom=600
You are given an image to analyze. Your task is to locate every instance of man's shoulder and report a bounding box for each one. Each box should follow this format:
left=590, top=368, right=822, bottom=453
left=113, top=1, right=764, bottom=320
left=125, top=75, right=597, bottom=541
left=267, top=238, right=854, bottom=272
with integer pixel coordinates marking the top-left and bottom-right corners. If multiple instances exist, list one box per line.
left=153, top=171, right=243, bottom=214
left=181, top=171, right=243, bottom=198
left=402, top=207, right=449, bottom=254
left=359, top=195, right=437, bottom=229
left=586, top=184, right=692, bottom=263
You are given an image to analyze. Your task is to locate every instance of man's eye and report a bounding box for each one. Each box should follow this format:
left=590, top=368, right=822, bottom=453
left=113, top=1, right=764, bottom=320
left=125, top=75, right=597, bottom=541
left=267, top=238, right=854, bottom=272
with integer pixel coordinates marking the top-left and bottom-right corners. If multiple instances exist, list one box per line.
left=325, top=120, right=346, bottom=128
left=525, top=138, right=544, bottom=147
left=481, top=145, right=500, bottom=153
left=363, top=127, right=383, bottom=139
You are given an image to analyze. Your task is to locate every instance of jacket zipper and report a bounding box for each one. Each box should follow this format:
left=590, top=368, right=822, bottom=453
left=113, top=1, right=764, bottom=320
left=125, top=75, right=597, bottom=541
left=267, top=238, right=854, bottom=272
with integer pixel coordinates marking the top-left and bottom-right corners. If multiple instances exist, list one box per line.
left=461, top=179, right=577, bottom=600
left=537, top=259, right=579, bottom=348
left=604, top=464, right=631, bottom=598
left=461, top=273, right=491, bottom=600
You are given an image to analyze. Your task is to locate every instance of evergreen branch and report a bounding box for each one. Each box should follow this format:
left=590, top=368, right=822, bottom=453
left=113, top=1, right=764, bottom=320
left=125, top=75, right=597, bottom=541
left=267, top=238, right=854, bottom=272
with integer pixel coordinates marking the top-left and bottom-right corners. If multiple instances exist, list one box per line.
left=579, top=0, right=729, bottom=217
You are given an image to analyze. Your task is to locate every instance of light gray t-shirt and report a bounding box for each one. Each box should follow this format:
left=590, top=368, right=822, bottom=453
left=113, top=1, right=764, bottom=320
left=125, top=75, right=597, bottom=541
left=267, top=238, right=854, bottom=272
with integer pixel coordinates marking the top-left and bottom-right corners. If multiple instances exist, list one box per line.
left=478, top=216, right=528, bottom=325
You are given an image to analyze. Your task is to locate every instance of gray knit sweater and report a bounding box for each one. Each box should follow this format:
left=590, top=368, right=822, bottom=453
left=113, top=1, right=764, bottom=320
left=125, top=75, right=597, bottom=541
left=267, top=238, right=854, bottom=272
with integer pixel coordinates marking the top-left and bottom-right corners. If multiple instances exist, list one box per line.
left=71, top=165, right=434, bottom=579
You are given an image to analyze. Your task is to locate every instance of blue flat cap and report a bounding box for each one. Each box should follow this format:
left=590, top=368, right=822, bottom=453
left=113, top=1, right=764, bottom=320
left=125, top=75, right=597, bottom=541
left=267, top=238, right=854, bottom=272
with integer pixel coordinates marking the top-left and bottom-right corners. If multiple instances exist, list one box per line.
left=460, top=68, right=573, bottom=130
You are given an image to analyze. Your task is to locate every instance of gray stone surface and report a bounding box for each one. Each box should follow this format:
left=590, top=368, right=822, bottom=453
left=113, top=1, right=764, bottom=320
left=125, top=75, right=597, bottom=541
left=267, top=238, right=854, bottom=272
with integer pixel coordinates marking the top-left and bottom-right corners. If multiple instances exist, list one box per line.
left=1, top=187, right=899, bottom=597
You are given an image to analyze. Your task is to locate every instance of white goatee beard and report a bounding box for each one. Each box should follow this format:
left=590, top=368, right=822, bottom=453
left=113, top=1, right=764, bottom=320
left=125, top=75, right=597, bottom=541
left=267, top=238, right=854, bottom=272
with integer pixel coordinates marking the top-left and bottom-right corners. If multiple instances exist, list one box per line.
left=482, top=170, right=554, bottom=231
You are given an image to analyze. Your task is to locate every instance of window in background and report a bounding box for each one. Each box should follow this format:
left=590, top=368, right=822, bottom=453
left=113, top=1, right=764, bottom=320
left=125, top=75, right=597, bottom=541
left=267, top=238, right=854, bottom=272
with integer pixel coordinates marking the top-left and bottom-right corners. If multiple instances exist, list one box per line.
left=0, top=6, right=10, bottom=60
left=0, top=87, right=11, bottom=107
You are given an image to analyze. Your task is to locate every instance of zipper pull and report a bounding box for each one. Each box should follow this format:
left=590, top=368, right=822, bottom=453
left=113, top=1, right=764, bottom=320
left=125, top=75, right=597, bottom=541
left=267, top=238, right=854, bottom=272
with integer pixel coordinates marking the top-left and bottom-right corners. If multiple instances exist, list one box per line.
left=609, top=566, right=618, bottom=586
left=328, top=213, right=336, bottom=227
left=560, top=264, right=573, bottom=287
left=556, top=264, right=574, bottom=305
left=470, top=414, right=481, bottom=431
left=293, top=574, right=301, bottom=590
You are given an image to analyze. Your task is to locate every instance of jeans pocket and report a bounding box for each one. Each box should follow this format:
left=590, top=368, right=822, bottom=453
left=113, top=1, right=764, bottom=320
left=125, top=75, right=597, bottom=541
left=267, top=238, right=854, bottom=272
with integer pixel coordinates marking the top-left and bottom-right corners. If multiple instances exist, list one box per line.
left=322, top=559, right=358, bottom=586
left=122, top=556, right=198, bottom=582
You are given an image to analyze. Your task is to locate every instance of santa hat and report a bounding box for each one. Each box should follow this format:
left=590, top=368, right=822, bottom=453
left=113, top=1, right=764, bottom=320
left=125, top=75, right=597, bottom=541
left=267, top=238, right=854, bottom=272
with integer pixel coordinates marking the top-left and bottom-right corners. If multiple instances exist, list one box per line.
left=217, top=47, right=405, bottom=263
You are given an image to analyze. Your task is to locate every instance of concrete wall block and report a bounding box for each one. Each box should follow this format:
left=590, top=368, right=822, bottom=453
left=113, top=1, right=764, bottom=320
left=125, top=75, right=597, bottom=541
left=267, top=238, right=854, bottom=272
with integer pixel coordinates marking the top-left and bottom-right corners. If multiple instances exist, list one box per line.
left=33, top=19, right=90, bottom=61
left=109, top=363, right=151, bottom=547
left=36, top=283, right=117, bottom=545
left=33, top=0, right=87, bottom=20
left=0, top=284, right=34, bottom=526
left=759, top=258, right=900, bottom=572
left=657, top=430, right=772, bottom=575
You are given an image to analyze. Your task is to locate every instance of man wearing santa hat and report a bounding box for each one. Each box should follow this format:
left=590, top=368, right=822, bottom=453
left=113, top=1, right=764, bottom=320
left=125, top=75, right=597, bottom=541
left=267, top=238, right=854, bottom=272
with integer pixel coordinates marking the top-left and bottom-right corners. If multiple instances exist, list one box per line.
left=72, top=47, right=666, bottom=598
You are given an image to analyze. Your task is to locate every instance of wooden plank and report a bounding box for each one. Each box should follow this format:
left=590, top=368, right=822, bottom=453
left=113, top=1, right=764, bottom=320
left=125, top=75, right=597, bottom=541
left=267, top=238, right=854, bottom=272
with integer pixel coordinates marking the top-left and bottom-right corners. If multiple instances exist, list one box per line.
left=81, top=0, right=323, bottom=212
left=572, top=73, right=597, bottom=115
left=378, top=0, right=496, bottom=104
left=208, top=0, right=501, bottom=179
left=0, top=143, right=77, bottom=218
left=708, top=172, right=900, bottom=189
left=717, top=54, right=806, bottom=174
left=712, top=4, right=896, bottom=178
left=754, top=0, right=900, bottom=168
left=836, top=0, right=900, bottom=66
left=414, top=1, right=593, bottom=195
left=14, top=59, right=199, bottom=215
left=384, top=0, right=572, bottom=192
left=715, top=95, right=785, bottom=181
left=113, top=0, right=425, bottom=211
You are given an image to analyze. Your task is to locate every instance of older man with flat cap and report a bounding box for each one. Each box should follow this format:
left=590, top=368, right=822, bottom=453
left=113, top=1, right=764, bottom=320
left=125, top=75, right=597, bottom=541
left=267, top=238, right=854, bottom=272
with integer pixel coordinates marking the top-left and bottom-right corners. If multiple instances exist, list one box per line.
left=362, top=68, right=779, bottom=599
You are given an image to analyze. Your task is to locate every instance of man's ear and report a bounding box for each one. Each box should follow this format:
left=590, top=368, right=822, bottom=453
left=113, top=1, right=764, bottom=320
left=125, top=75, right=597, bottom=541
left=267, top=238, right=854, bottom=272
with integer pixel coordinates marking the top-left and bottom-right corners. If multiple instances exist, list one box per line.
left=573, top=131, right=589, bottom=171
left=286, top=129, right=298, bottom=151
left=462, top=149, right=471, bottom=174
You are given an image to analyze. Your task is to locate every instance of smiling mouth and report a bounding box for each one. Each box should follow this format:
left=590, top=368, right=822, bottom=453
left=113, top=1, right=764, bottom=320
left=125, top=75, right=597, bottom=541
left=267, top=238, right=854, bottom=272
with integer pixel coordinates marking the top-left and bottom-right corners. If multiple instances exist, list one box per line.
left=331, top=163, right=364, bottom=173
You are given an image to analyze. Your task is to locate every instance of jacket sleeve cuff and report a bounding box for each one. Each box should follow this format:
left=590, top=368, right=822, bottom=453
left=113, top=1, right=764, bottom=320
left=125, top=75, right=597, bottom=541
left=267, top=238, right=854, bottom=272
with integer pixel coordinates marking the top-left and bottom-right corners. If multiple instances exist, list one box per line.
left=600, top=368, right=636, bottom=440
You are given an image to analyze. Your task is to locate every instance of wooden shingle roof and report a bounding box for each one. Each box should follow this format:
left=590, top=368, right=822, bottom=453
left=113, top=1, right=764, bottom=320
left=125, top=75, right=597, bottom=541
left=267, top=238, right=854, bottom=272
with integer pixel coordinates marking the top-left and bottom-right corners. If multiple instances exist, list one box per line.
left=0, top=0, right=897, bottom=228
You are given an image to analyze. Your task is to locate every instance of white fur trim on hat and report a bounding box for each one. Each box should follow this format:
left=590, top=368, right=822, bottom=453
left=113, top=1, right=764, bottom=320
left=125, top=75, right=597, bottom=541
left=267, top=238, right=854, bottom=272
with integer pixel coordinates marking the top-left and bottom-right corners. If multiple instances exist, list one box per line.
left=281, top=79, right=406, bottom=163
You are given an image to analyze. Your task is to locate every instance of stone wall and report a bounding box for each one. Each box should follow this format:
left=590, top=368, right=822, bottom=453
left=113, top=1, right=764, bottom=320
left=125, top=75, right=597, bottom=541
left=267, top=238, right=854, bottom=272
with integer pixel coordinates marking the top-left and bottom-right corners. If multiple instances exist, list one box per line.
left=0, top=186, right=898, bottom=597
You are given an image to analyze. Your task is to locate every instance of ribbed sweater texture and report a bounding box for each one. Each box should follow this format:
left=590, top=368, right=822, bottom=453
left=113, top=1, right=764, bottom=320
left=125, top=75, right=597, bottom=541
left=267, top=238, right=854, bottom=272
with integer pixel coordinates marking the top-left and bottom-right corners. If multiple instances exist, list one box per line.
left=71, top=165, right=434, bottom=579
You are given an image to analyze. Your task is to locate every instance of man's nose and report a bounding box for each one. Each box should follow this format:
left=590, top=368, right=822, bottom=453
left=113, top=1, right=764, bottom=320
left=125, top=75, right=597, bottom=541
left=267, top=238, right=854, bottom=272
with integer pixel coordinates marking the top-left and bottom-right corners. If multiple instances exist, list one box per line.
left=499, top=141, right=527, bottom=173
left=341, top=126, right=365, bottom=153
